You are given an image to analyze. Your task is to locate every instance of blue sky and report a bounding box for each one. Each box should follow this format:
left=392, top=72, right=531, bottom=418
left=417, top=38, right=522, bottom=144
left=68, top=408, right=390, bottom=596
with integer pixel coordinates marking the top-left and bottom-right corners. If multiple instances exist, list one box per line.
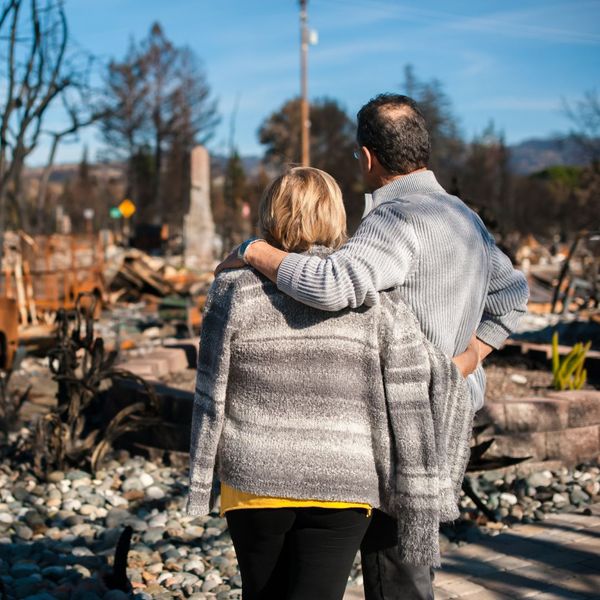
left=29, top=0, right=600, bottom=165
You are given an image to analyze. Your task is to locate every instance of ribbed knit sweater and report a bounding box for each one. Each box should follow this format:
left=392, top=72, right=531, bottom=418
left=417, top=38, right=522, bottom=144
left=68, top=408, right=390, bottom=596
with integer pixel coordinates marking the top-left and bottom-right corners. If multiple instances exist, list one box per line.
left=187, top=254, right=474, bottom=565
left=276, top=171, right=530, bottom=410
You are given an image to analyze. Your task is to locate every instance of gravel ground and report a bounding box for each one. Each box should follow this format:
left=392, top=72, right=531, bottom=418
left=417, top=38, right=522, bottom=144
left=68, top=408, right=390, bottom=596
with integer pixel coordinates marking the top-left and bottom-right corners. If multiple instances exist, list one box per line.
left=0, top=448, right=599, bottom=599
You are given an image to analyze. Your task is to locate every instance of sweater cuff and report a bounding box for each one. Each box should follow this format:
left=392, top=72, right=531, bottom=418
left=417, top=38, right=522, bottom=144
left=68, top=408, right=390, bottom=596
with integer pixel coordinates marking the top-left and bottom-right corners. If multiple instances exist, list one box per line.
left=186, top=492, right=211, bottom=517
left=276, top=253, right=307, bottom=295
left=476, top=319, right=510, bottom=350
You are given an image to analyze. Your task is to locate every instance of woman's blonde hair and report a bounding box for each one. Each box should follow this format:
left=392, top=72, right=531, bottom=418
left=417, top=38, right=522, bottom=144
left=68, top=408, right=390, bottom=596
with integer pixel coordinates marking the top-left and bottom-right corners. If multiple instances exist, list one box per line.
left=258, top=167, right=347, bottom=252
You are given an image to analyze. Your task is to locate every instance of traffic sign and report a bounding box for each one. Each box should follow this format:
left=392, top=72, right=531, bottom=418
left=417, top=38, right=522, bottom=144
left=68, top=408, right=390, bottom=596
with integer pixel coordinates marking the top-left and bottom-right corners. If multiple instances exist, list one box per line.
left=118, top=198, right=136, bottom=219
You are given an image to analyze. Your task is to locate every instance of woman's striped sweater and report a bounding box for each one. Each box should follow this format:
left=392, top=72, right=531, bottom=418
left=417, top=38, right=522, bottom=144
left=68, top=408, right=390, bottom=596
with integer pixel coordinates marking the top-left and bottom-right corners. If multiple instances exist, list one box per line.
left=187, top=253, right=474, bottom=565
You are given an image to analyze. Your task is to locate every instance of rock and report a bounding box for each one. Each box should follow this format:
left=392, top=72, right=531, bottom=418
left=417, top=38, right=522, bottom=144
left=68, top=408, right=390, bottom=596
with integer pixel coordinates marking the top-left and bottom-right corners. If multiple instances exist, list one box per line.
left=72, top=546, right=94, bottom=557
left=528, top=471, right=553, bottom=488
left=552, top=493, right=568, bottom=506
left=66, top=470, right=91, bottom=481
left=14, top=525, right=33, bottom=540
left=142, top=528, right=165, bottom=544
left=12, top=486, right=29, bottom=502
left=105, top=508, right=130, bottom=529
left=570, top=489, right=590, bottom=505
left=183, top=559, right=205, bottom=575
left=11, top=563, right=40, bottom=578
left=148, top=513, right=167, bottom=528
left=500, top=493, right=518, bottom=506
left=211, top=556, right=231, bottom=569
left=62, top=499, right=81, bottom=512
left=510, top=505, right=524, bottom=520
left=0, top=512, right=13, bottom=526
left=71, top=564, right=92, bottom=578
left=146, top=486, right=165, bottom=500
left=202, top=573, right=223, bottom=592
left=122, top=477, right=144, bottom=493
left=124, top=517, right=148, bottom=532
left=139, top=473, right=154, bottom=488
left=64, top=514, right=85, bottom=527
left=181, top=572, right=201, bottom=586
left=510, top=374, right=527, bottom=385
left=47, top=471, right=65, bottom=483
left=41, top=565, right=68, bottom=579
left=79, top=504, right=98, bottom=517
left=184, top=525, right=205, bottom=539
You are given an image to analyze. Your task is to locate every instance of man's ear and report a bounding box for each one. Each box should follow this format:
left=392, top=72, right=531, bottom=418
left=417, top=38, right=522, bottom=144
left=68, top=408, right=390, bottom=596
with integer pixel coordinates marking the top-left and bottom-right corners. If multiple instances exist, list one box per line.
left=361, top=146, right=373, bottom=171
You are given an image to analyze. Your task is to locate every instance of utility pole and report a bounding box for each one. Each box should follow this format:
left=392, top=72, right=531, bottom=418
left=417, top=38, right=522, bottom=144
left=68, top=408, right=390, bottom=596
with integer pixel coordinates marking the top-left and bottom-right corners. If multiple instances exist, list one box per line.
left=299, top=0, right=310, bottom=166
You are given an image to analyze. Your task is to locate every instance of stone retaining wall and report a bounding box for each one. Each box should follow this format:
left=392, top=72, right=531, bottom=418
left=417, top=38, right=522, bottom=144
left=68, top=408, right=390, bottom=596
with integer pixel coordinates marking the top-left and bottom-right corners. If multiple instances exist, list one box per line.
left=477, top=390, right=600, bottom=464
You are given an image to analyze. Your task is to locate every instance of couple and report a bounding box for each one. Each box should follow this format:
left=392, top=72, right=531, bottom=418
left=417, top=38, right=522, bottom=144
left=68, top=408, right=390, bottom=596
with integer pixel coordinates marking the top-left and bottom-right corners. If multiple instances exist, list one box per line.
left=187, top=94, right=529, bottom=600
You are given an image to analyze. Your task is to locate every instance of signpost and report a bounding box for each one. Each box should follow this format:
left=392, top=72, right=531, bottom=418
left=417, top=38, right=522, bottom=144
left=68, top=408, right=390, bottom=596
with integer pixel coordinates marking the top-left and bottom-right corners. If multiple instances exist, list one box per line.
left=118, top=199, right=136, bottom=247
left=118, top=199, right=136, bottom=219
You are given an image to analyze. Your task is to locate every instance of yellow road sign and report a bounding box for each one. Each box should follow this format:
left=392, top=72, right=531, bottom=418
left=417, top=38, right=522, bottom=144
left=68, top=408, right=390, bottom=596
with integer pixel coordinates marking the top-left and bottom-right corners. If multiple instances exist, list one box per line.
left=118, top=198, right=136, bottom=219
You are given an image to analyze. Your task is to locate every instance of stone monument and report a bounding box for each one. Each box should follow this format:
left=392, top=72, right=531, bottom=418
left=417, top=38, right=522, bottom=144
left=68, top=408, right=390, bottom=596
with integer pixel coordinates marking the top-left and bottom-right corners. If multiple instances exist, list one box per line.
left=184, top=145, right=216, bottom=271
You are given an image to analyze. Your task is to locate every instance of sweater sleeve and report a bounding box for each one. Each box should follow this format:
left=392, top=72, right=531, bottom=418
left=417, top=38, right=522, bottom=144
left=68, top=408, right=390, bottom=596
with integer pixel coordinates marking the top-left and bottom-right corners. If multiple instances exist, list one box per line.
left=477, top=239, right=530, bottom=349
left=187, top=275, right=238, bottom=515
left=276, top=202, right=418, bottom=311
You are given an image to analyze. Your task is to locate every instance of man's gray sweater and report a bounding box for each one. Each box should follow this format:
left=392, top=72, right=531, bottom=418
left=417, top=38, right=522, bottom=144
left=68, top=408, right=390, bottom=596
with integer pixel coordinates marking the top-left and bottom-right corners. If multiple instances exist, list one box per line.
left=187, top=258, right=474, bottom=565
left=276, top=171, right=530, bottom=410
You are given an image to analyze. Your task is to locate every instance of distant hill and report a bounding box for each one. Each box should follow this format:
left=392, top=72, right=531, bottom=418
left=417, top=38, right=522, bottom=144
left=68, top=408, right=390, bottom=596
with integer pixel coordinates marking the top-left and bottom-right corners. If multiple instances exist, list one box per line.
left=210, top=154, right=265, bottom=178
left=508, top=136, right=590, bottom=175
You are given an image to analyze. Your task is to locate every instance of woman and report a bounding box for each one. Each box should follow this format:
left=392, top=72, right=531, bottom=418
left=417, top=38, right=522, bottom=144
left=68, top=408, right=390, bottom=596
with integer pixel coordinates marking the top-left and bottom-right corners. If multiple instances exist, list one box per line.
left=187, top=167, right=476, bottom=600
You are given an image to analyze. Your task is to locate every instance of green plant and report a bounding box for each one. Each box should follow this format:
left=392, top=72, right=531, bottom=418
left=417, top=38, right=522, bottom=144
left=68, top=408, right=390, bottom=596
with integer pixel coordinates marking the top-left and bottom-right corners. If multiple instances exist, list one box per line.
left=552, top=331, right=591, bottom=391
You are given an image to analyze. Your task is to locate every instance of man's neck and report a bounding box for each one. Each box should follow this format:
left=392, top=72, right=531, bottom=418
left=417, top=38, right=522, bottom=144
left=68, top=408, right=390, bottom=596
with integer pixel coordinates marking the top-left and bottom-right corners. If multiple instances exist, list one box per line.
left=371, top=167, right=428, bottom=192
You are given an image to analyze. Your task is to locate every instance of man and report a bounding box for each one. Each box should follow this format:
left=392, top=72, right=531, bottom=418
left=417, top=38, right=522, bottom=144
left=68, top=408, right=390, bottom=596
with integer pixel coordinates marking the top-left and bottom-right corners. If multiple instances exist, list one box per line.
left=217, top=94, right=529, bottom=599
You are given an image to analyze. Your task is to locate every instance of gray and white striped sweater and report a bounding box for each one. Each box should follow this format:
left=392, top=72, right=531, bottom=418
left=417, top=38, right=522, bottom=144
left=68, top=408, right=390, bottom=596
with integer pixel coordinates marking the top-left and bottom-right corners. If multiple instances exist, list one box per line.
left=187, top=256, right=474, bottom=565
left=276, top=170, right=530, bottom=411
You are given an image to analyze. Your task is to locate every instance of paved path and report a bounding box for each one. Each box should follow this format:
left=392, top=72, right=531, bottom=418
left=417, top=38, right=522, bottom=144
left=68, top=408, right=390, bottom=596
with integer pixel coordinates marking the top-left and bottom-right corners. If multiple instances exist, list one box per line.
left=344, top=505, right=600, bottom=599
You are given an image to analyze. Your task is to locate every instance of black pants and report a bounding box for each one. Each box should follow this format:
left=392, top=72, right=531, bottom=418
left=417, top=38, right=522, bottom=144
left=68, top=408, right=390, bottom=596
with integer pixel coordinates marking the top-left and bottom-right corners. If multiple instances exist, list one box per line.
left=226, top=507, right=371, bottom=600
left=361, top=509, right=434, bottom=600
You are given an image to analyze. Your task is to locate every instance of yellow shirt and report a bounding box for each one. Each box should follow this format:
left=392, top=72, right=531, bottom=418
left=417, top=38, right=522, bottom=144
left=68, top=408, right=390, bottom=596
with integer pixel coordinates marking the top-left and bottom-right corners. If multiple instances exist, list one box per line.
left=220, top=483, right=372, bottom=517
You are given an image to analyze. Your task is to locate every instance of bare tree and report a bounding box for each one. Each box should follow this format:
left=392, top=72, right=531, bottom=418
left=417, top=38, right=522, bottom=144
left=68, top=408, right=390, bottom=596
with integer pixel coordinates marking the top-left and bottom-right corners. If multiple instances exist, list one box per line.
left=35, top=53, right=105, bottom=231
left=0, top=0, right=71, bottom=241
left=400, top=65, right=464, bottom=188
left=97, top=39, right=149, bottom=214
left=99, top=23, right=219, bottom=225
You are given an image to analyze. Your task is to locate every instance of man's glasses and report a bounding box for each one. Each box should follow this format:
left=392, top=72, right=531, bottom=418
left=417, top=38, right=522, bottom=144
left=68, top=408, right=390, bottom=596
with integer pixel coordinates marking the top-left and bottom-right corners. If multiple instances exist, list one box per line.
left=353, top=149, right=360, bottom=160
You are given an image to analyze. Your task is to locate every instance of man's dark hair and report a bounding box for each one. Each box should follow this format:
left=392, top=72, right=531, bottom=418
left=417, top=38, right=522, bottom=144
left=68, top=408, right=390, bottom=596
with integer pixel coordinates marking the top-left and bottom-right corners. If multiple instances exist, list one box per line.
left=356, top=94, right=430, bottom=175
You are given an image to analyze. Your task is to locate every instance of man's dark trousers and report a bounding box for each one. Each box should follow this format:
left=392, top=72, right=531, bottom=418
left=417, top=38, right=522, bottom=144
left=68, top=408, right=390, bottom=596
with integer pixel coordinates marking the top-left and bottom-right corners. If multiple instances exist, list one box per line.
left=361, top=509, right=434, bottom=600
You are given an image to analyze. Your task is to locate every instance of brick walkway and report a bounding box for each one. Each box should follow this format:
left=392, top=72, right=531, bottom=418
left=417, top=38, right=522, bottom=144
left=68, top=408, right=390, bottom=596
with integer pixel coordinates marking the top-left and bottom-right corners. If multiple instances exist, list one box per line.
left=344, top=504, right=600, bottom=599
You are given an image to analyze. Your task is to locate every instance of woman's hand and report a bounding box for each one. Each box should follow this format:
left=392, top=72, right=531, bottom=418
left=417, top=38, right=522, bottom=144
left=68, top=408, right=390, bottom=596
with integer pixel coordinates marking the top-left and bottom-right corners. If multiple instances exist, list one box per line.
left=452, top=334, right=481, bottom=378
left=215, top=247, right=244, bottom=276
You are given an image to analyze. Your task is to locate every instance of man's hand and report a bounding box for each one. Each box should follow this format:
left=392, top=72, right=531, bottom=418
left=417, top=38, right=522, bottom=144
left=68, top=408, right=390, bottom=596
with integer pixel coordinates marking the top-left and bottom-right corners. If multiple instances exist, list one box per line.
left=452, top=334, right=480, bottom=377
left=215, top=248, right=245, bottom=276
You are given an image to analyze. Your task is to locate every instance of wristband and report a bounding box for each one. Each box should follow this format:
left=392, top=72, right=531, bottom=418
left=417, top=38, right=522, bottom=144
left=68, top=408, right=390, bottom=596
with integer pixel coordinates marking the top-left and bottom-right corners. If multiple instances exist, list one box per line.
left=237, top=237, right=265, bottom=264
